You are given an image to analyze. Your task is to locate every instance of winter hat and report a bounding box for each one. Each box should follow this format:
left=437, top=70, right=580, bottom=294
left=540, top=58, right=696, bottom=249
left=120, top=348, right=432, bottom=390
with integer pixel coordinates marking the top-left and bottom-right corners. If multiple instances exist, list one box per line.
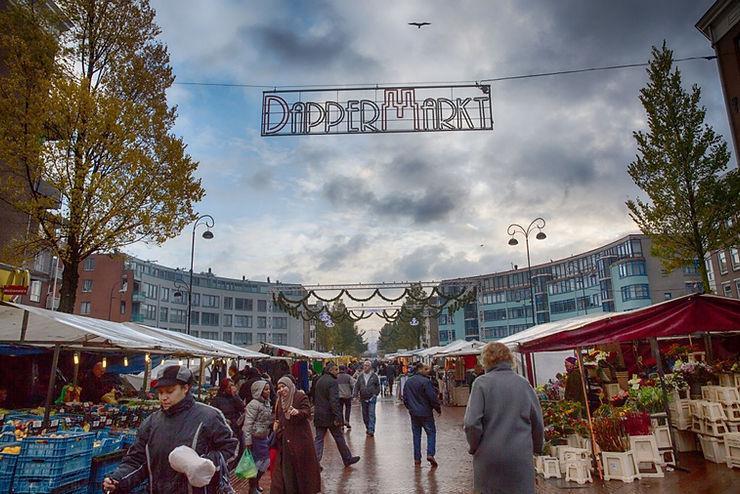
left=168, top=445, right=216, bottom=487
left=251, top=380, right=268, bottom=401
left=153, top=365, right=193, bottom=389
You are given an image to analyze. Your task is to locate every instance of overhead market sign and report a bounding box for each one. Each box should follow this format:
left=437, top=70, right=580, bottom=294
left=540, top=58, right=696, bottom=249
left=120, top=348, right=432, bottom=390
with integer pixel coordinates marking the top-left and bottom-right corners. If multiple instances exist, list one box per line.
left=261, top=84, right=493, bottom=136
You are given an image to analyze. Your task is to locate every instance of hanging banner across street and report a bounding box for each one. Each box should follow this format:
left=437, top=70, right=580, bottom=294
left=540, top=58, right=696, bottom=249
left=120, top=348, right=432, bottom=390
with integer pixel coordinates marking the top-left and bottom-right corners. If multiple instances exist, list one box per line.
left=261, top=84, right=493, bottom=136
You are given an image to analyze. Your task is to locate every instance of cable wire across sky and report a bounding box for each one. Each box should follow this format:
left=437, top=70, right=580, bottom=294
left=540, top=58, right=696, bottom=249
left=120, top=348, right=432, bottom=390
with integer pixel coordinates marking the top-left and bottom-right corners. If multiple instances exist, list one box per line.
left=173, top=55, right=717, bottom=90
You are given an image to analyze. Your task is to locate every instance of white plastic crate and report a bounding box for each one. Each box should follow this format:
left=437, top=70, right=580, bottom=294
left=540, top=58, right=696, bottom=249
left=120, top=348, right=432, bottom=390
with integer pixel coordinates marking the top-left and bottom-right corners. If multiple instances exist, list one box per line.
left=671, top=427, right=698, bottom=452
left=724, top=433, right=740, bottom=469
left=653, top=426, right=672, bottom=449
left=714, top=386, right=740, bottom=404
left=699, top=434, right=727, bottom=464
left=724, top=403, right=740, bottom=421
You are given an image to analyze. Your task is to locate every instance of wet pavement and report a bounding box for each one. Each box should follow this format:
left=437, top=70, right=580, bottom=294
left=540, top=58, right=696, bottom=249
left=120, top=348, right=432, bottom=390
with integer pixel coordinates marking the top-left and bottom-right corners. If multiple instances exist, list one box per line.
left=233, top=396, right=739, bottom=494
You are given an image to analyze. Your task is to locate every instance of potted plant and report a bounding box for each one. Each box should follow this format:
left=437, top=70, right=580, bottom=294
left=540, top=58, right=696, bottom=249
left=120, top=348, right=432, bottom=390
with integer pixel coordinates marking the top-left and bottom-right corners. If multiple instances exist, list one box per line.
left=593, top=416, right=641, bottom=482
left=673, top=360, right=715, bottom=398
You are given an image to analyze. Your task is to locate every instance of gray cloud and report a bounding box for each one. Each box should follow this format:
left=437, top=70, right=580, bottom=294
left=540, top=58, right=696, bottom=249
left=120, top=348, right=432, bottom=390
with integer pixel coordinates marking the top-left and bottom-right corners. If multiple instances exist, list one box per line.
left=246, top=168, right=274, bottom=190
left=317, top=234, right=369, bottom=271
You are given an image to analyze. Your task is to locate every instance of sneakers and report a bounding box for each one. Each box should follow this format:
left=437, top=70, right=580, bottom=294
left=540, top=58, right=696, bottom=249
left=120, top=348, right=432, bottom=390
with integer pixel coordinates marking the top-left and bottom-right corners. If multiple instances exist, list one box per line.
left=344, top=456, right=361, bottom=467
left=346, top=424, right=352, bottom=430
left=427, top=456, right=438, bottom=468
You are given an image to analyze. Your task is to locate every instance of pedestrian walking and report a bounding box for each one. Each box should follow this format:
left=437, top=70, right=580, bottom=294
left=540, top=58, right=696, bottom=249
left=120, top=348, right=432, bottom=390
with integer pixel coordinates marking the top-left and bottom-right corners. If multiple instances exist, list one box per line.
left=403, top=362, right=441, bottom=468
left=313, top=363, right=360, bottom=467
left=243, top=380, right=274, bottom=494
left=270, top=376, right=322, bottom=494
left=354, top=360, right=380, bottom=436
left=386, top=362, right=397, bottom=397
left=463, top=343, right=544, bottom=494
left=103, top=365, right=238, bottom=493
left=211, top=378, right=246, bottom=461
left=336, top=365, right=356, bottom=430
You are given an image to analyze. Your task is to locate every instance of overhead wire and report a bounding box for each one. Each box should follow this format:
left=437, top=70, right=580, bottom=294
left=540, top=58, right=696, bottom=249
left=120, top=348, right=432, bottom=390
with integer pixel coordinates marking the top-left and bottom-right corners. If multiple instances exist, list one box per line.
left=173, top=55, right=717, bottom=90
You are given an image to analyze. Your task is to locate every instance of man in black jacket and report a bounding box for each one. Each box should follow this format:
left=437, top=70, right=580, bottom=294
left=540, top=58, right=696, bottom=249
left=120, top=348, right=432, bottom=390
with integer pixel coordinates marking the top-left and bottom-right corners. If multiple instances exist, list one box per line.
left=354, top=360, right=381, bottom=436
left=103, top=365, right=238, bottom=493
left=403, top=362, right=441, bottom=468
left=313, top=362, right=360, bottom=468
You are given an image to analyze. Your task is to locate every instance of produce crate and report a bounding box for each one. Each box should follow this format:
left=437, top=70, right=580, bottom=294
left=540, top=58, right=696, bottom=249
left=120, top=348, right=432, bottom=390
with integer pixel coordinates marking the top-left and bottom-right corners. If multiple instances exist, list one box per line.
left=0, top=473, right=13, bottom=494
left=88, top=450, right=125, bottom=494
left=15, top=451, right=92, bottom=479
left=0, top=443, right=21, bottom=475
left=20, top=431, right=94, bottom=459
left=111, top=430, right=137, bottom=448
left=92, top=436, right=123, bottom=457
left=698, top=434, right=727, bottom=464
left=50, top=414, right=84, bottom=430
left=11, top=467, right=89, bottom=493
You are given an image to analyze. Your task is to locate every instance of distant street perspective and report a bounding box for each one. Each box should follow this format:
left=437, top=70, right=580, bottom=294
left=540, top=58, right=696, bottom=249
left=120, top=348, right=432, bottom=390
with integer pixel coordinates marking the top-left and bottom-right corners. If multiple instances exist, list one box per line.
left=0, top=1, right=739, bottom=494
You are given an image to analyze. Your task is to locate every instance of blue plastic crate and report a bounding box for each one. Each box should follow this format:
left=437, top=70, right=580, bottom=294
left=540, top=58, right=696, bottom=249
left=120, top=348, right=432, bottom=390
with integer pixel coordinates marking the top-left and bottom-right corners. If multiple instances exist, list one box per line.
left=112, top=430, right=137, bottom=447
left=89, top=457, right=120, bottom=483
left=20, top=431, right=94, bottom=458
left=0, top=472, right=12, bottom=494
left=92, top=437, right=122, bottom=457
left=0, top=443, right=20, bottom=475
left=11, top=467, right=89, bottom=493
left=15, top=451, right=91, bottom=479
left=49, top=414, right=84, bottom=430
left=0, top=432, right=15, bottom=445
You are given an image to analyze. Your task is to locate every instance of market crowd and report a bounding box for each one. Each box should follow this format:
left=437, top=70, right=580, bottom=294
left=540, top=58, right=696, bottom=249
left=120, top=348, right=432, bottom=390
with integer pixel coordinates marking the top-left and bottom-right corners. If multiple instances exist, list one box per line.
left=96, top=342, right=545, bottom=494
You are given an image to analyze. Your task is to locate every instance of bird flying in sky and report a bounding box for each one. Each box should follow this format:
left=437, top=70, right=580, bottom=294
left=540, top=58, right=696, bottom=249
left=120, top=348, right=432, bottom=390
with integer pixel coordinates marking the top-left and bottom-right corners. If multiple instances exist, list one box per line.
left=408, top=22, right=431, bottom=29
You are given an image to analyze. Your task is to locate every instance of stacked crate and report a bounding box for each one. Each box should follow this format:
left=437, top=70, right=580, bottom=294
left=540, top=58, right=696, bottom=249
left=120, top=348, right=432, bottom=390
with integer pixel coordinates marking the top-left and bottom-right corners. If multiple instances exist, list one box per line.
left=724, top=432, right=740, bottom=469
left=11, top=430, right=94, bottom=493
left=696, top=386, right=740, bottom=465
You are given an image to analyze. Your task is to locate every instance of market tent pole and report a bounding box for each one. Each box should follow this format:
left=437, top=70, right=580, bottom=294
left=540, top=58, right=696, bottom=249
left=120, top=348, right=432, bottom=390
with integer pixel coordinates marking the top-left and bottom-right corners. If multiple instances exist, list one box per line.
left=703, top=333, right=714, bottom=363
left=575, top=347, right=603, bottom=480
left=198, top=357, right=206, bottom=400
left=19, top=309, right=29, bottom=341
left=649, top=337, right=688, bottom=473
left=42, top=344, right=61, bottom=428
left=141, top=353, right=151, bottom=398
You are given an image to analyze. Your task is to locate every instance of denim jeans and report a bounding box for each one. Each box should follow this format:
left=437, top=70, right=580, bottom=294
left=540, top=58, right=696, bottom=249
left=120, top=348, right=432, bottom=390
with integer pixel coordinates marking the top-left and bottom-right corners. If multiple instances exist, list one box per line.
left=339, top=397, right=352, bottom=425
left=314, top=425, right=353, bottom=464
left=410, top=415, right=436, bottom=461
left=361, top=396, right=377, bottom=433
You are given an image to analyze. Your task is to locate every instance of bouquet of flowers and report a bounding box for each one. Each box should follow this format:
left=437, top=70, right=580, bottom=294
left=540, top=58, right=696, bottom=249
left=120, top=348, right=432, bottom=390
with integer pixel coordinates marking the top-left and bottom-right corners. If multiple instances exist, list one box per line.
left=663, top=372, right=688, bottom=392
left=541, top=400, right=586, bottom=442
left=592, top=416, right=628, bottom=452
left=712, top=359, right=740, bottom=374
left=673, top=360, right=714, bottom=384
left=609, top=389, right=630, bottom=407
left=665, top=343, right=700, bottom=359
left=628, top=386, right=667, bottom=414
left=536, top=379, right=564, bottom=401
left=622, top=411, right=651, bottom=436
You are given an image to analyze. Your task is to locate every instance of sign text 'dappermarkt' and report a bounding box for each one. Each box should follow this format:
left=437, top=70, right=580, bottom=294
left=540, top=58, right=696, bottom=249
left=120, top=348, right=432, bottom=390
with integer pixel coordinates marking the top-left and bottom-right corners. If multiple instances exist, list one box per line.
left=261, top=85, right=493, bottom=136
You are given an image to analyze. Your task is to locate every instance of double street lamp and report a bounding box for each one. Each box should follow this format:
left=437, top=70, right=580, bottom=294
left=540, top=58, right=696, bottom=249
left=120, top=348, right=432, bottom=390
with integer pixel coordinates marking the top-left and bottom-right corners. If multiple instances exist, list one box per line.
left=174, top=214, right=215, bottom=336
left=507, top=218, right=547, bottom=327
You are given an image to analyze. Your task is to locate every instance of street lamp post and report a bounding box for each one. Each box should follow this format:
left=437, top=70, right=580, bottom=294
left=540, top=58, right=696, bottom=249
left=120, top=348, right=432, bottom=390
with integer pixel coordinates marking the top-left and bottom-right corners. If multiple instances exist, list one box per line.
left=184, top=215, right=214, bottom=336
left=507, top=217, right=547, bottom=328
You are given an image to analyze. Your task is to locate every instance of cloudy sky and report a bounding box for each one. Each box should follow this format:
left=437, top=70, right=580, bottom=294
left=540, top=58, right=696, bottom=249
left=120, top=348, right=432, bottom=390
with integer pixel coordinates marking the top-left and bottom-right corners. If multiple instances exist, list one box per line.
left=130, top=0, right=730, bottom=307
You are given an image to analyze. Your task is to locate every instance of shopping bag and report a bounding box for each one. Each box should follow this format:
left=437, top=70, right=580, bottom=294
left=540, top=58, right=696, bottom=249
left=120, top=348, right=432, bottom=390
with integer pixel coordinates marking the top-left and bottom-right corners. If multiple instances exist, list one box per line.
left=235, top=448, right=258, bottom=479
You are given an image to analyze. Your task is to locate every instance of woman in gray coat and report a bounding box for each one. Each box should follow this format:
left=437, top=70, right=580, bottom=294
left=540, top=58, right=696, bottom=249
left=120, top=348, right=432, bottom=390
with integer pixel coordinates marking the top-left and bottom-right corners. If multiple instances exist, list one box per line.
left=463, top=343, right=544, bottom=494
left=243, top=380, right=274, bottom=494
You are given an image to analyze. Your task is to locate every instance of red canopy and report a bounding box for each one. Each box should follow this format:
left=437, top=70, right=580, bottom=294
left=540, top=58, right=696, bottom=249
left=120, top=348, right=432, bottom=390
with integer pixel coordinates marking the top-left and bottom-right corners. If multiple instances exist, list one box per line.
left=519, top=294, right=740, bottom=353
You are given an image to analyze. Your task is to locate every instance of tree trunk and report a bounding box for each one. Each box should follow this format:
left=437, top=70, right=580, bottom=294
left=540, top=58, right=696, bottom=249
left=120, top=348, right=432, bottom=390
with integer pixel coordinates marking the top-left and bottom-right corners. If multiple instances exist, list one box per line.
left=58, top=256, right=81, bottom=313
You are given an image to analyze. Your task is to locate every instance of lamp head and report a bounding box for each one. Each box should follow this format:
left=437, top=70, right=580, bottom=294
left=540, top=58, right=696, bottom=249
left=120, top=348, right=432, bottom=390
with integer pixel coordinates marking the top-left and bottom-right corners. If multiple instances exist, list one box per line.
left=536, top=231, right=547, bottom=240
left=202, top=230, right=214, bottom=240
left=508, top=237, right=519, bottom=246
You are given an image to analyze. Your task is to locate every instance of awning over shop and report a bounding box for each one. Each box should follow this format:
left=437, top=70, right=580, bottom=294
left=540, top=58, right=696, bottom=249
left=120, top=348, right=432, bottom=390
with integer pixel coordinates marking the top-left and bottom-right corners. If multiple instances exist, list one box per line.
left=0, top=301, right=188, bottom=353
left=260, top=342, right=334, bottom=359
left=434, top=339, right=485, bottom=356
left=515, top=294, right=740, bottom=353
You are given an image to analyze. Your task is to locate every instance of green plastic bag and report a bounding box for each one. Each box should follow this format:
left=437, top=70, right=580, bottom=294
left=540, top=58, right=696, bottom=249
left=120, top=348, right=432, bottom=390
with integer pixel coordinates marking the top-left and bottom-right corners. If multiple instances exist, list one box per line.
left=235, top=448, right=258, bottom=479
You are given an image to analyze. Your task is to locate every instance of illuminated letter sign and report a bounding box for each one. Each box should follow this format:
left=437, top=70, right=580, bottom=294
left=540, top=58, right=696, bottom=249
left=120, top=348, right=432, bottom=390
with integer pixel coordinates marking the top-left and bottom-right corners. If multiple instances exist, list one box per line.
left=261, top=84, right=493, bottom=136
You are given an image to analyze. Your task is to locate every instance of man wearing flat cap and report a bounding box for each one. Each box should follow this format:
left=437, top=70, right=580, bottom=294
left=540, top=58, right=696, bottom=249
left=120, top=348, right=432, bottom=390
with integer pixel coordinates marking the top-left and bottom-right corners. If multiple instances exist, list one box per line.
left=104, top=365, right=238, bottom=493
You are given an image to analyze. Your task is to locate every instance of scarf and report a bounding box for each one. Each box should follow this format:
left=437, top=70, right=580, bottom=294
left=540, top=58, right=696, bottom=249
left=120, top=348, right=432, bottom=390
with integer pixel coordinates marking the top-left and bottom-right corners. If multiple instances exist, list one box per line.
left=277, top=376, right=296, bottom=420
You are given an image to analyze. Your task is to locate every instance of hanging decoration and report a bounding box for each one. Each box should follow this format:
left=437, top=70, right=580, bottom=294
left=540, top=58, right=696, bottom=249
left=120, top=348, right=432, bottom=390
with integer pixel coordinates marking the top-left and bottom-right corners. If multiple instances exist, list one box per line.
left=272, top=283, right=477, bottom=324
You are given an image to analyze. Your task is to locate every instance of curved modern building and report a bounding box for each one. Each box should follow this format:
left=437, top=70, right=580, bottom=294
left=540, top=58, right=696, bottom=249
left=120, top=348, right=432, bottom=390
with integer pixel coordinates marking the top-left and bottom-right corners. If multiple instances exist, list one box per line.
left=438, top=234, right=704, bottom=344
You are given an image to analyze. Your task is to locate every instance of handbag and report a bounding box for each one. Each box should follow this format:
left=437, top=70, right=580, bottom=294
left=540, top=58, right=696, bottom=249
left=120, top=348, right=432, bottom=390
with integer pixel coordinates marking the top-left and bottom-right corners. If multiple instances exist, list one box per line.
left=235, top=448, right=258, bottom=479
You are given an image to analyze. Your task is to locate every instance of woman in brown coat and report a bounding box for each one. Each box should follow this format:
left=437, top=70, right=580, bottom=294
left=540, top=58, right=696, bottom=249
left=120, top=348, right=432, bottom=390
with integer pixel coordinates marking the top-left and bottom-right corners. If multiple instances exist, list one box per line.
left=270, top=376, right=322, bottom=494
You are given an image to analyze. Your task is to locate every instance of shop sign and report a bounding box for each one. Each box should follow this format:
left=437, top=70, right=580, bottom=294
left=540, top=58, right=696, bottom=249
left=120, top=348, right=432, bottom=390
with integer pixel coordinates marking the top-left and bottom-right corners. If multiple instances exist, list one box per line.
left=262, top=84, right=493, bottom=136
left=1, top=285, right=28, bottom=295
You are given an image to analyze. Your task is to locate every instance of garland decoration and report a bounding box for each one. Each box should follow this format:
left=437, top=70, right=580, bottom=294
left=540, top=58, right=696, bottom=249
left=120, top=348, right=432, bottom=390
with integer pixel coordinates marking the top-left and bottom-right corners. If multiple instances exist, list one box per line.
left=272, top=284, right=477, bottom=324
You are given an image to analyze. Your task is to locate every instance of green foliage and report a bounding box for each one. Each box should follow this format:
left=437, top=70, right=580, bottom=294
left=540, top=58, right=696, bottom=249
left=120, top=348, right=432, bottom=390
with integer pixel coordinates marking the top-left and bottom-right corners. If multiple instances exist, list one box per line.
left=315, top=300, right=367, bottom=356
left=377, top=284, right=427, bottom=352
left=0, top=0, right=205, bottom=312
left=626, top=42, right=740, bottom=293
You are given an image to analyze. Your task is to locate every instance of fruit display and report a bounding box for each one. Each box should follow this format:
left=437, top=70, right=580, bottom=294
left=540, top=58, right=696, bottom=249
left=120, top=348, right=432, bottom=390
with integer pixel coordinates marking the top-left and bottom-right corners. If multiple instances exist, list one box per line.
left=0, top=445, right=20, bottom=454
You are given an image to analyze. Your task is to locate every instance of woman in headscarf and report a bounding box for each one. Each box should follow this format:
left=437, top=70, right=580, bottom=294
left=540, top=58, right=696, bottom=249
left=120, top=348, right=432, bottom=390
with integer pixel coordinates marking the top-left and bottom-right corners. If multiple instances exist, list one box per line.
left=270, top=376, right=322, bottom=494
left=243, top=380, right=273, bottom=494
left=463, top=342, right=544, bottom=494
left=210, top=378, right=246, bottom=463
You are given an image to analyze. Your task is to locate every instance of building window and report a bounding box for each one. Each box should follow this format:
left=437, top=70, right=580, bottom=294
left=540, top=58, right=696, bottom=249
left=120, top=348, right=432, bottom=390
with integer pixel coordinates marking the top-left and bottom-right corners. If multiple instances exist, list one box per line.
left=80, top=301, right=91, bottom=314
left=83, top=257, right=96, bottom=271
left=191, top=293, right=200, bottom=306
left=120, top=301, right=126, bottom=314
left=723, top=284, right=733, bottom=297
left=273, top=316, right=288, bottom=329
left=731, top=248, right=740, bottom=270
left=257, top=316, right=267, bottom=329
left=222, top=332, right=232, bottom=344
left=235, top=315, right=252, bottom=328
left=618, top=260, right=647, bottom=278
left=438, top=314, right=449, bottom=325
left=170, top=309, right=186, bottom=324
left=235, top=298, right=253, bottom=311
left=191, top=311, right=200, bottom=325
left=224, top=297, right=233, bottom=310
left=664, top=292, right=672, bottom=300
left=550, top=299, right=577, bottom=314
left=706, top=258, right=715, bottom=284
left=257, top=333, right=267, bottom=343
left=201, top=331, right=218, bottom=340
left=621, top=284, right=651, bottom=302
left=483, top=309, right=508, bottom=321
left=29, top=280, right=42, bottom=302
left=82, top=279, right=93, bottom=292
left=144, top=303, right=157, bottom=320
left=201, top=312, right=219, bottom=326
left=223, top=314, right=233, bottom=327
left=160, top=307, right=168, bottom=322
left=160, top=287, right=169, bottom=302
left=685, top=282, right=703, bottom=294
left=233, top=332, right=252, bottom=345
left=257, top=300, right=267, bottom=312
left=273, top=333, right=288, bottom=345
left=202, top=294, right=220, bottom=308
left=718, top=251, right=729, bottom=274
left=735, top=280, right=740, bottom=299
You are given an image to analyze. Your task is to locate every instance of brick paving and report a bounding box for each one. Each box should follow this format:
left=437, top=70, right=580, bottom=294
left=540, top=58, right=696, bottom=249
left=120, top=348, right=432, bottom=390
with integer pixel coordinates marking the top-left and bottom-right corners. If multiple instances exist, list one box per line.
left=232, top=396, right=739, bottom=494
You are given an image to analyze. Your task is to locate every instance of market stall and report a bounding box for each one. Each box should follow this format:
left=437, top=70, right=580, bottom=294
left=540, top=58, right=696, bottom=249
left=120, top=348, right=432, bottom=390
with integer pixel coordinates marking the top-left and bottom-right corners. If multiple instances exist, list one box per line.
left=434, top=341, right=485, bottom=406
left=258, top=343, right=336, bottom=394
left=507, top=294, right=740, bottom=484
